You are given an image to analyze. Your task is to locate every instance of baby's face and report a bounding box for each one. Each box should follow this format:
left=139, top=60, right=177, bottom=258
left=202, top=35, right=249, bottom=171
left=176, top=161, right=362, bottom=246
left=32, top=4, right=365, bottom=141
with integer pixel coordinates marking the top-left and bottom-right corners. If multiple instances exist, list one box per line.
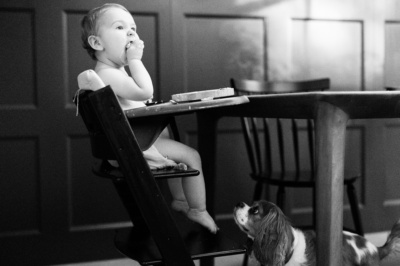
left=96, top=7, right=138, bottom=65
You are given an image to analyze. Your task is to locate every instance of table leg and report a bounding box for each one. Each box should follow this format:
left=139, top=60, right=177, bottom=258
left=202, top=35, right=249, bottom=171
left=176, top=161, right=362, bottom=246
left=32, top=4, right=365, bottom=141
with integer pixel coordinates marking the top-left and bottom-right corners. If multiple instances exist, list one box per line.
left=197, top=112, right=219, bottom=266
left=314, top=102, right=348, bottom=266
left=197, top=112, right=218, bottom=216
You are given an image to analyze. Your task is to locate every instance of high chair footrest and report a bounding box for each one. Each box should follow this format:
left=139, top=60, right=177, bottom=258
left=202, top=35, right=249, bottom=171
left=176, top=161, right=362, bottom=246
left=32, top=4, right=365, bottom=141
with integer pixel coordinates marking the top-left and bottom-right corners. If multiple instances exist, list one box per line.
left=92, top=160, right=199, bottom=180
left=114, top=224, right=246, bottom=265
left=151, top=167, right=200, bottom=179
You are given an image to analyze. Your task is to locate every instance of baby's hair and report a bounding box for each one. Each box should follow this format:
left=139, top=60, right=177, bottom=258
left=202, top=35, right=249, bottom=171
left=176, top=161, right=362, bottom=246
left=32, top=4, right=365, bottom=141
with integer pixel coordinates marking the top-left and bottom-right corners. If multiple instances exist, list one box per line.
left=81, top=3, right=129, bottom=60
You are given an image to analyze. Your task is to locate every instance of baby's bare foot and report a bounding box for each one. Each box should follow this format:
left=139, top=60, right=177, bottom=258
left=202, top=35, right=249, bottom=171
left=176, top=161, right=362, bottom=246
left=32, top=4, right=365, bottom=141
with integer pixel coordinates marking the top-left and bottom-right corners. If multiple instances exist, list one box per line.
left=187, top=209, right=219, bottom=234
left=171, top=199, right=189, bottom=213
left=174, top=163, right=188, bottom=171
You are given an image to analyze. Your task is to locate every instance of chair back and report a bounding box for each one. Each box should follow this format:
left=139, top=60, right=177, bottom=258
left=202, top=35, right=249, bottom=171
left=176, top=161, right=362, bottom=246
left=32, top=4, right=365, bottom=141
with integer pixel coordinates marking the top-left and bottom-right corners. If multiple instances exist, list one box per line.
left=75, top=88, right=118, bottom=159
left=230, top=78, right=330, bottom=184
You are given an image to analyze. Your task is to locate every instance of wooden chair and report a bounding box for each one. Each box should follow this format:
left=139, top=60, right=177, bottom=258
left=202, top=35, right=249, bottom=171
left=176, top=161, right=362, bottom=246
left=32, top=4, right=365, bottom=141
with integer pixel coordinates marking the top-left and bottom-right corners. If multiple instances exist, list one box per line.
left=75, top=86, right=245, bottom=265
left=231, top=78, right=364, bottom=265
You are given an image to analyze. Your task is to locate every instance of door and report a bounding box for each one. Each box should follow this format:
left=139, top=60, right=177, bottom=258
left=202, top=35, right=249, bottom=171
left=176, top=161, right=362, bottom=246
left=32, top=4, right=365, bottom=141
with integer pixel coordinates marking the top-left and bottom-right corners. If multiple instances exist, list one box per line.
left=0, top=0, right=171, bottom=264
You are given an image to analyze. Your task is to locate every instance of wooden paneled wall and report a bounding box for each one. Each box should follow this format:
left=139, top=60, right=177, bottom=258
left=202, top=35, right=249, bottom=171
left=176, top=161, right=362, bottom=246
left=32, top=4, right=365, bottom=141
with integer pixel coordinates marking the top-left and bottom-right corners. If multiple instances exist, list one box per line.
left=1, top=0, right=400, bottom=264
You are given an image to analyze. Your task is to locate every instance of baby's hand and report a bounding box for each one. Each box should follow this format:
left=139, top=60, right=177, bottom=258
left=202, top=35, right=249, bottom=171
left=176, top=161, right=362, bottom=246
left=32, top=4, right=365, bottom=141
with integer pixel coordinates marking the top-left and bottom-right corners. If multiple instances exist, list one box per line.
left=126, top=38, right=144, bottom=61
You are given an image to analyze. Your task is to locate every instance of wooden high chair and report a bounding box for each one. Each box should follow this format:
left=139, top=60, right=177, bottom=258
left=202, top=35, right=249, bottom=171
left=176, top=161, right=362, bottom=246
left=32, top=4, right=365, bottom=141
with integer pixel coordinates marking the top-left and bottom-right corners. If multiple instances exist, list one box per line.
left=75, top=86, right=245, bottom=265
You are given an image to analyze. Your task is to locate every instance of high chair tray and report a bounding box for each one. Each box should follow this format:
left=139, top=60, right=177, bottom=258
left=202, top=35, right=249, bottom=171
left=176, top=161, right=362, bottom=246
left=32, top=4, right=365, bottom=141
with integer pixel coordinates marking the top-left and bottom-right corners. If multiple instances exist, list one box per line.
left=126, top=95, right=249, bottom=118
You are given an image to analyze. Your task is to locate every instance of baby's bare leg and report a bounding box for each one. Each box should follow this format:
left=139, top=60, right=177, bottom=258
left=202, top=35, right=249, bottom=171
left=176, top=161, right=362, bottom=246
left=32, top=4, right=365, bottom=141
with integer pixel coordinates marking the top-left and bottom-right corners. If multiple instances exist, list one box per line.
left=168, top=178, right=189, bottom=213
left=155, top=135, right=218, bottom=233
left=159, top=129, right=188, bottom=212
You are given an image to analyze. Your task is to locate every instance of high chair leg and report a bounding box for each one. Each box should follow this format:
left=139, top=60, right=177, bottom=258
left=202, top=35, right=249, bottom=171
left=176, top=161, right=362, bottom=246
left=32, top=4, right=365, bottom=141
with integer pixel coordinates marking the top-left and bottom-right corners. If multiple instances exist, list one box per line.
left=347, top=183, right=364, bottom=236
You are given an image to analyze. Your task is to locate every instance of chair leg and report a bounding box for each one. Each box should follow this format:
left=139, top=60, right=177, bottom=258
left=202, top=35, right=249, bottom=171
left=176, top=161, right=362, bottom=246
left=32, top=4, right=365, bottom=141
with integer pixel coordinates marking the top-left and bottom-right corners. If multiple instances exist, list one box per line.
left=253, top=181, right=264, bottom=202
left=264, top=182, right=270, bottom=201
left=312, top=187, right=316, bottom=229
left=346, top=183, right=364, bottom=236
left=277, top=186, right=286, bottom=212
left=242, top=252, right=249, bottom=266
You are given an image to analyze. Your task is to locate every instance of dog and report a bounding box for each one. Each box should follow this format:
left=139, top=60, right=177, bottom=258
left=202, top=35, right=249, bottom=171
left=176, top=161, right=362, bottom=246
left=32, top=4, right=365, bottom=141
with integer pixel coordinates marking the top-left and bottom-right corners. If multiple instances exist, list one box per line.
left=233, top=200, right=400, bottom=266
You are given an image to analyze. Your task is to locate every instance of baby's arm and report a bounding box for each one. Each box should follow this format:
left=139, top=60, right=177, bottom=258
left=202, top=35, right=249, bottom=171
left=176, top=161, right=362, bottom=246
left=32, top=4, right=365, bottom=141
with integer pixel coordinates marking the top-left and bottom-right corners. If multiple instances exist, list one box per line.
left=126, top=39, right=153, bottom=100
left=97, top=37, right=153, bottom=101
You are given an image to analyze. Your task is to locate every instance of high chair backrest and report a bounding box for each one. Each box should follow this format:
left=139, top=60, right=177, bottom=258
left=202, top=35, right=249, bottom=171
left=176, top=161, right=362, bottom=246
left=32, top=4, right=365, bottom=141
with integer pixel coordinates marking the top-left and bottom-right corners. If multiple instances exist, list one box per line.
left=76, top=88, right=117, bottom=159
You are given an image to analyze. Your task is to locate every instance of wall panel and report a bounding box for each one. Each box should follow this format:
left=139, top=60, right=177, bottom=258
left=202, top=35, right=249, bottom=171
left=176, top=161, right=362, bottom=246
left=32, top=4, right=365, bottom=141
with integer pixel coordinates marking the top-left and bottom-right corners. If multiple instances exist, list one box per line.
left=292, top=19, right=363, bottom=91
left=0, top=9, right=36, bottom=107
left=382, top=20, right=400, bottom=223
left=67, top=135, right=129, bottom=231
left=383, top=125, right=400, bottom=205
left=185, top=15, right=266, bottom=88
left=385, top=22, right=400, bottom=88
left=0, top=137, right=40, bottom=236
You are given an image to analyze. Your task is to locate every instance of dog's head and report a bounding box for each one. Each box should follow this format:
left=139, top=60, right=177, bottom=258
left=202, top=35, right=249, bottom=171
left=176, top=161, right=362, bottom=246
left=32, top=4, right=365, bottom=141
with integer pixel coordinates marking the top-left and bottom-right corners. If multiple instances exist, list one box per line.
left=233, top=200, right=294, bottom=266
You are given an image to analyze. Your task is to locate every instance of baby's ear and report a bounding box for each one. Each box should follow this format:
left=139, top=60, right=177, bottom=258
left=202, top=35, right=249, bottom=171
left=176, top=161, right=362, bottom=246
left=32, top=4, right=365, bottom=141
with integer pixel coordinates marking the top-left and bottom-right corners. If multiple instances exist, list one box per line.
left=88, top=35, right=103, bottom=51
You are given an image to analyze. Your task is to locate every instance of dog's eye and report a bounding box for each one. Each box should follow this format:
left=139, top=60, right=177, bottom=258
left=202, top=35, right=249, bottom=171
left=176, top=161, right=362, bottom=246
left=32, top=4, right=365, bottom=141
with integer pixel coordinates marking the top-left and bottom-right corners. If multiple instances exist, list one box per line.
left=249, top=206, right=259, bottom=215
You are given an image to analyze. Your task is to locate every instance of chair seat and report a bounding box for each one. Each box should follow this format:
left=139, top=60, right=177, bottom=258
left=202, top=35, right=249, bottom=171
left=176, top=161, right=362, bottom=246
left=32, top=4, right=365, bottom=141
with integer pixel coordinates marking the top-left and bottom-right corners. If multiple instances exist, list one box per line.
left=251, top=171, right=361, bottom=187
left=114, top=218, right=246, bottom=265
left=92, top=159, right=200, bottom=180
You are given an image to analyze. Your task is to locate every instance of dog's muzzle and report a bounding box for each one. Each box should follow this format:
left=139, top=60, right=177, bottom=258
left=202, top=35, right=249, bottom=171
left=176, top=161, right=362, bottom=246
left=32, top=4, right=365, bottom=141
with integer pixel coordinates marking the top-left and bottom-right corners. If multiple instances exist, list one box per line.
left=234, top=202, right=250, bottom=226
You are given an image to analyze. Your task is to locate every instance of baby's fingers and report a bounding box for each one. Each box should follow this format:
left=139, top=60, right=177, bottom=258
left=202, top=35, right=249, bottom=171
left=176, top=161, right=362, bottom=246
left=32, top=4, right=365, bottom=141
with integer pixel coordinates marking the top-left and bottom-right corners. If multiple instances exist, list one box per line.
left=126, top=39, right=145, bottom=60
left=126, top=39, right=144, bottom=49
left=134, top=40, right=144, bottom=49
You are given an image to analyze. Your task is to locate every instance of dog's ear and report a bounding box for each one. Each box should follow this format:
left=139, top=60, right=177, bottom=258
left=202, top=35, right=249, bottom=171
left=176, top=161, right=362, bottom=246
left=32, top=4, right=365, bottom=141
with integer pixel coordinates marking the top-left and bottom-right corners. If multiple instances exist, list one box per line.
left=253, top=206, right=293, bottom=266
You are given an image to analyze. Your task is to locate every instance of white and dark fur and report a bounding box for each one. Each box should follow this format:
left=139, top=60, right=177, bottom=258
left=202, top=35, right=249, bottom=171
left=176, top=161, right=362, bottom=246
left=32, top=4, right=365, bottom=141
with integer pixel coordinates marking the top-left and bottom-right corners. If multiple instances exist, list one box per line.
left=233, top=200, right=400, bottom=266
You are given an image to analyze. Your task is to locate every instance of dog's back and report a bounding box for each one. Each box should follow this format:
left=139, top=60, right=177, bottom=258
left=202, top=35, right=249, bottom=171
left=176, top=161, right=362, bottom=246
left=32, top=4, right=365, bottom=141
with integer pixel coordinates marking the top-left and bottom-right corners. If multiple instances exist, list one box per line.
left=340, top=219, right=400, bottom=265
left=233, top=201, right=400, bottom=266
left=378, top=219, right=400, bottom=260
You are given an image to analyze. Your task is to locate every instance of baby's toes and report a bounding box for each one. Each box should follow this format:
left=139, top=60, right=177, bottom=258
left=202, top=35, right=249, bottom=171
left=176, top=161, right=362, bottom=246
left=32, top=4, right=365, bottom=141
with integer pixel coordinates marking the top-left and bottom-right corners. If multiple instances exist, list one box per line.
left=174, top=163, right=188, bottom=171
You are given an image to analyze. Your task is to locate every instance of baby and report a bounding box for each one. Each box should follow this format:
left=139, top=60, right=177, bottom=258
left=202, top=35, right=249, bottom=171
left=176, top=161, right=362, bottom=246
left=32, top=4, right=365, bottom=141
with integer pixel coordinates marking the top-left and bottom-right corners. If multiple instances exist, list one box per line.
left=80, top=3, right=218, bottom=233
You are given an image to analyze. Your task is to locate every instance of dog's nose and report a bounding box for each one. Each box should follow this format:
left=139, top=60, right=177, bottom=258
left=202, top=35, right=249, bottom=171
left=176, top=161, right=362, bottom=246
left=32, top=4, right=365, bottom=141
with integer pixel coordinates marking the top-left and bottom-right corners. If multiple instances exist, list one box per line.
left=236, top=202, right=245, bottom=208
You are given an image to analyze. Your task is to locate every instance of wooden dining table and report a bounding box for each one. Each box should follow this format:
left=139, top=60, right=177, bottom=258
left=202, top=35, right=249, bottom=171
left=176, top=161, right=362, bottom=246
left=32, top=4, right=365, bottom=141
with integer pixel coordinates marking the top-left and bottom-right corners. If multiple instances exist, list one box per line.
left=196, top=91, right=400, bottom=266
left=126, top=90, right=400, bottom=266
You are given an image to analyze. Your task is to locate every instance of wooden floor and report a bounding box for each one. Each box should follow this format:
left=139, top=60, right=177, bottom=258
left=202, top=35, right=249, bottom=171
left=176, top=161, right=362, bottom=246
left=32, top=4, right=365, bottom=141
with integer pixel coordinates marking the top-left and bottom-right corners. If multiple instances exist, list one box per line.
left=55, top=232, right=400, bottom=266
